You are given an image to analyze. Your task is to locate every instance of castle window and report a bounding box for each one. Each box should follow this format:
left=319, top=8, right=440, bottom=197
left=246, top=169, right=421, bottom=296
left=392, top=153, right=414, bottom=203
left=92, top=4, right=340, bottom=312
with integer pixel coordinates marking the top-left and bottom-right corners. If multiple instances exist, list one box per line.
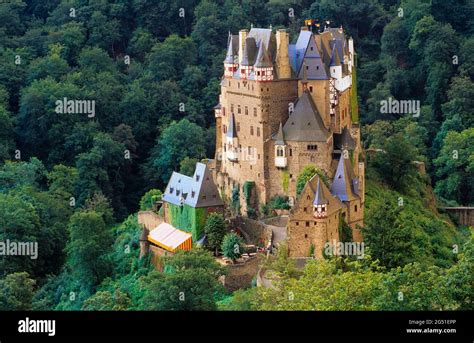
left=257, top=127, right=260, bottom=137
left=305, top=234, right=308, bottom=238
left=191, top=191, right=195, bottom=198
left=296, top=221, right=299, bottom=226
left=237, top=122, right=240, bottom=132
left=253, top=108, right=257, bottom=117
left=257, top=71, right=260, bottom=76
left=238, top=82, right=240, bottom=88
left=238, top=105, right=241, bottom=114
left=202, top=195, right=206, bottom=200
left=306, top=221, right=309, bottom=227
left=310, top=47, right=314, bottom=51
left=309, top=86, right=313, bottom=92
left=196, top=175, right=200, bottom=181
left=267, top=88, right=269, bottom=91
left=307, top=145, right=318, bottom=151
left=306, top=65, right=309, bottom=70
left=245, top=106, right=248, bottom=115
left=289, top=149, right=292, bottom=156
left=231, top=104, right=234, bottom=113
left=316, top=66, right=319, bottom=70
left=304, top=207, right=307, bottom=212
left=355, top=205, right=358, bottom=212
left=250, top=126, right=254, bottom=135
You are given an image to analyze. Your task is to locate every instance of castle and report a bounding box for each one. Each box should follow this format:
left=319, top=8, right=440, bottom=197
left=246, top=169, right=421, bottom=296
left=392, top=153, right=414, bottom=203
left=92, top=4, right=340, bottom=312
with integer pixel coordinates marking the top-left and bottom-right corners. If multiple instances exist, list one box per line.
left=214, top=25, right=365, bottom=257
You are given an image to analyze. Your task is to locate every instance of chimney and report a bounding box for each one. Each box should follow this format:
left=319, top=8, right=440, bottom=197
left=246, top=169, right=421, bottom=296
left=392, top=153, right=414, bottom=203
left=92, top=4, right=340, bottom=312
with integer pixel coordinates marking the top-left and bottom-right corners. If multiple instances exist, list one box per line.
left=276, top=29, right=291, bottom=79
left=239, top=29, right=248, bottom=64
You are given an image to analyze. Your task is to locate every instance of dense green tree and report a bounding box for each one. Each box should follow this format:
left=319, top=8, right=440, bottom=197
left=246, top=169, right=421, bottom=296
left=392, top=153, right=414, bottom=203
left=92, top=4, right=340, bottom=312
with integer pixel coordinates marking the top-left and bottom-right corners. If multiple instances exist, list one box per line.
left=179, top=157, right=198, bottom=176
left=0, top=272, right=36, bottom=310
left=363, top=197, right=415, bottom=268
left=221, top=233, right=244, bottom=262
left=81, top=290, right=131, bottom=311
left=145, top=119, right=207, bottom=185
left=204, top=213, right=227, bottom=253
left=139, top=189, right=162, bottom=211
left=434, top=128, right=474, bottom=205
left=65, top=210, right=113, bottom=287
left=296, top=165, right=330, bottom=197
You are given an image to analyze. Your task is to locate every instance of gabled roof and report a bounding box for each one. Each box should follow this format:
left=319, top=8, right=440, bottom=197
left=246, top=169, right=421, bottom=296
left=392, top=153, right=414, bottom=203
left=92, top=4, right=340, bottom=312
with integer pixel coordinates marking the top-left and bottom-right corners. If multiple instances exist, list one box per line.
left=254, top=42, right=273, bottom=68
left=313, top=178, right=328, bottom=206
left=148, top=222, right=192, bottom=252
left=330, top=154, right=359, bottom=202
left=295, top=174, right=343, bottom=216
left=162, top=162, right=224, bottom=208
left=248, top=28, right=276, bottom=60
left=226, top=112, right=237, bottom=138
left=273, top=122, right=285, bottom=145
left=282, top=90, right=330, bottom=142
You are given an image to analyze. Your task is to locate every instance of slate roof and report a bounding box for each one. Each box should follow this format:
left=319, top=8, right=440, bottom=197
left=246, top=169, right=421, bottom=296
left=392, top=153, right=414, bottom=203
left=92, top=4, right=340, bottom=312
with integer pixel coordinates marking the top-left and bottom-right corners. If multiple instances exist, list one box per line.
left=162, top=162, right=224, bottom=208
left=281, top=90, right=330, bottom=142
left=330, top=154, right=359, bottom=202
left=313, top=178, right=328, bottom=206
left=224, top=34, right=239, bottom=64
left=334, top=126, right=356, bottom=150
left=254, top=42, right=273, bottom=68
left=296, top=174, right=343, bottom=216
left=248, top=28, right=276, bottom=60
left=273, top=122, right=285, bottom=145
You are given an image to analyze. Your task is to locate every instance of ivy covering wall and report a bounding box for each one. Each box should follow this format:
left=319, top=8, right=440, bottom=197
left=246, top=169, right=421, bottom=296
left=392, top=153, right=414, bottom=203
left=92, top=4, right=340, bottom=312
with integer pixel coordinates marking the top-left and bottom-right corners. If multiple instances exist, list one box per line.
left=281, top=170, right=289, bottom=194
left=167, top=203, right=207, bottom=242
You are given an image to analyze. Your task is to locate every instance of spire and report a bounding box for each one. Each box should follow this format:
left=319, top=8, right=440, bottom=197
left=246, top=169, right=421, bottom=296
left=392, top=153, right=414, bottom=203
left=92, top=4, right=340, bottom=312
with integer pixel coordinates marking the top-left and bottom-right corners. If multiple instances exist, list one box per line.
left=330, top=153, right=357, bottom=202
left=224, top=35, right=236, bottom=64
left=274, top=122, right=285, bottom=145
left=226, top=113, right=237, bottom=138
left=313, top=177, right=328, bottom=206
left=254, top=42, right=273, bottom=68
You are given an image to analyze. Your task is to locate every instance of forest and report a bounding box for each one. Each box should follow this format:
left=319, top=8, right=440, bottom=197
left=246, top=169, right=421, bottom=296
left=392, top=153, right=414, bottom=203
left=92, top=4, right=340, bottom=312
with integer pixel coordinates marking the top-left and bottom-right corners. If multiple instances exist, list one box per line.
left=0, top=0, right=472, bottom=311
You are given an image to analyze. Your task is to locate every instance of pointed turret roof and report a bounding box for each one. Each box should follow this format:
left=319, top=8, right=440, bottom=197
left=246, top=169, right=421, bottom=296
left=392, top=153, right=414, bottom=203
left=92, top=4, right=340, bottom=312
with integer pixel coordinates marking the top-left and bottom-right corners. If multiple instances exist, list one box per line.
left=254, top=42, right=273, bottom=68
left=226, top=113, right=237, bottom=138
left=281, top=90, right=330, bottom=142
left=330, top=154, right=358, bottom=202
left=224, top=33, right=239, bottom=64
left=274, top=122, right=285, bottom=145
left=313, top=178, right=328, bottom=206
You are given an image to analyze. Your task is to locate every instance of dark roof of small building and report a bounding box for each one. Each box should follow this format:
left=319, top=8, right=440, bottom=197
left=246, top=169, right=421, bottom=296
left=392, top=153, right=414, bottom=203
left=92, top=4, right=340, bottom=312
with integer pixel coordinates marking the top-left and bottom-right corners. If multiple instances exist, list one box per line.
left=226, top=112, right=237, bottom=138
left=162, top=162, right=224, bottom=208
left=281, top=90, right=330, bottom=142
left=334, top=126, right=356, bottom=150
left=330, top=154, right=359, bottom=202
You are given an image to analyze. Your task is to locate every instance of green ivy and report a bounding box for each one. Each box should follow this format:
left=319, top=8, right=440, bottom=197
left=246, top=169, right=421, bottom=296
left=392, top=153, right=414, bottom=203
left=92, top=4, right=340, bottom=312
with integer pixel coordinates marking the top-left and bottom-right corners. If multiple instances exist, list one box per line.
left=282, top=170, right=289, bottom=194
left=231, top=185, right=240, bottom=214
left=167, top=203, right=206, bottom=242
left=243, top=181, right=255, bottom=206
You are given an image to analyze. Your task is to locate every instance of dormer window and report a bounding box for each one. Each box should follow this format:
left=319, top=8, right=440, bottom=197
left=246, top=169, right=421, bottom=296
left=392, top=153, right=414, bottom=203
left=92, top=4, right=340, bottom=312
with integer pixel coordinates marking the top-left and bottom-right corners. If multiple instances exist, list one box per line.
left=191, top=191, right=195, bottom=198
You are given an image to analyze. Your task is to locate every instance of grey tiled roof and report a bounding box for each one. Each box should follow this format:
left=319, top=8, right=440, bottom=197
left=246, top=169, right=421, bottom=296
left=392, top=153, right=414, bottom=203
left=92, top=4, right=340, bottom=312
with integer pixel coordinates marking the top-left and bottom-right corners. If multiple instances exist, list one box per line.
left=330, top=154, right=359, bottom=202
left=281, top=90, right=330, bottom=142
left=162, top=162, right=224, bottom=208
left=254, top=42, right=273, bottom=68
left=224, top=34, right=239, bottom=64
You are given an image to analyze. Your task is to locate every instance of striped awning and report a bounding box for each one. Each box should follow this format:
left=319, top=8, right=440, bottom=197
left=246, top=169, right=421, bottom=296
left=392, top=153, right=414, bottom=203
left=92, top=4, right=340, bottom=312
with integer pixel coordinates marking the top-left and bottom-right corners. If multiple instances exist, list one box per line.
left=148, top=222, right=192, bottom=253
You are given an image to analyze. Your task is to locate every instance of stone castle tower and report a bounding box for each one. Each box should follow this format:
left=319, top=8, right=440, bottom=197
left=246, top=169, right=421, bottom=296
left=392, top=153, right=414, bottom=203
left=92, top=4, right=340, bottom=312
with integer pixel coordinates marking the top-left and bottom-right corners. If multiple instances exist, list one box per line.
left=214, top=26, right=365, bottom=256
